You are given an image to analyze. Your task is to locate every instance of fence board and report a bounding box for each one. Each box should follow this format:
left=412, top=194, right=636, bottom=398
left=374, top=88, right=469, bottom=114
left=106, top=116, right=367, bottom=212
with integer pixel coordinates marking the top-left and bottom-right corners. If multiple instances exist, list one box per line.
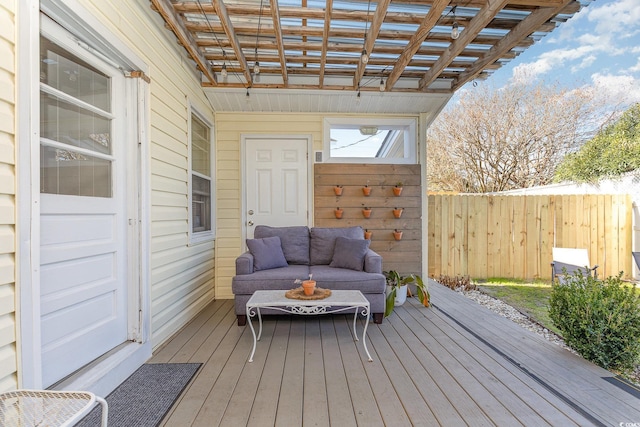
left=428, top=194, right=632, bottom=280
left=490, top=197, right=500, bottom=277
left=525, top=197, right=538, bottom=279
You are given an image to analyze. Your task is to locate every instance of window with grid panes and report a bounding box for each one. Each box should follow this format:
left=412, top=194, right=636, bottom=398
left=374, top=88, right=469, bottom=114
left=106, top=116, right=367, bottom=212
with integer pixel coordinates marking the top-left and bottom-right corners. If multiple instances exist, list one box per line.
left=191, top=114, right=212, bottom=235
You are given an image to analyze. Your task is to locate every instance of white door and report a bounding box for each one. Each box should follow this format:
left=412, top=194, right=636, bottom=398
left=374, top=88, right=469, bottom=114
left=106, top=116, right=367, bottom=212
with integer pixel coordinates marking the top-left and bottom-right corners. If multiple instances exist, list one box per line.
left=39, top=28, right=129, bottom=387
left=245, top=137, right=309, bottom=238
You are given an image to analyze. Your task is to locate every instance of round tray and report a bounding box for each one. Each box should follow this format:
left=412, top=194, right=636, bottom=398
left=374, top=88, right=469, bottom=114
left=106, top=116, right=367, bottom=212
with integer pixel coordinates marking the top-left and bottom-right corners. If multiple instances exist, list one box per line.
left=285, top=286, right=332, bottom=300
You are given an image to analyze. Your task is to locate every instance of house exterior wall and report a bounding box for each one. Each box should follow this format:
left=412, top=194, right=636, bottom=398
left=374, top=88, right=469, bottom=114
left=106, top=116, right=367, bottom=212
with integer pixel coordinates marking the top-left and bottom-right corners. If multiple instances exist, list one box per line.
left=62, top=0, right=217, bottom=349
left=213, top=112, right=422, bottom=298
left=5, top=0, right=217, bottom=393
left=214, top=112, right=322, bottom=299
left=0, top=0, right=16, bottom=392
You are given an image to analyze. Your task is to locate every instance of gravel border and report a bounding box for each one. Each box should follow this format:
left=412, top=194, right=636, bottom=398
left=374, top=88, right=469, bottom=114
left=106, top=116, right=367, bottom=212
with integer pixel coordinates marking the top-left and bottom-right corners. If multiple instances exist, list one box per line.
left=455, top=287, right=640, bottom=387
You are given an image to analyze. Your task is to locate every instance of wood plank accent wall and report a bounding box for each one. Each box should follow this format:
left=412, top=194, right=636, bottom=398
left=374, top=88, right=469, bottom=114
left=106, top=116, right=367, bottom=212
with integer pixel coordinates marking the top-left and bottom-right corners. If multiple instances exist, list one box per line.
left=314, top=164, right=422, bottom=276
left=428, top=194, right=633, bottom=281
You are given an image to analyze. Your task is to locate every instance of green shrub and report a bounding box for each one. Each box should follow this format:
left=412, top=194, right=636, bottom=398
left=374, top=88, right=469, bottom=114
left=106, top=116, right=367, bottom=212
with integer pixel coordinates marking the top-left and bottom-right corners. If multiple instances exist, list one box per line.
left=549, top=272, right=640, bottom=373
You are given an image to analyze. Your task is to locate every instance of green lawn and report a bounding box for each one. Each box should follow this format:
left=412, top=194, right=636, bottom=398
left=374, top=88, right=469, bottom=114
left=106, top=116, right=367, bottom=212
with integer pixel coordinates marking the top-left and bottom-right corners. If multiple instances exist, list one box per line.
left=476, top=278, right=561, bottom=335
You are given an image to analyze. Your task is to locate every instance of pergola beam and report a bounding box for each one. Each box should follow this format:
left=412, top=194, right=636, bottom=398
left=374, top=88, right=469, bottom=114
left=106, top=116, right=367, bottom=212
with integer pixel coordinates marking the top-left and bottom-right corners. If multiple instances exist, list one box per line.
left=319, top=0, right=333, bottom=88
left=452, top=0, right=573, bottom=90
left=269, top=0, right=288, bottom=85
left=353, top=0, right=391, bottom=89
left=419, top=0, right=508, bottom=90
left=150, top=0, right=217, bottom=85
left=385, top=0, right=450, bottom=91
left=213, top=0, right=252, bottom=85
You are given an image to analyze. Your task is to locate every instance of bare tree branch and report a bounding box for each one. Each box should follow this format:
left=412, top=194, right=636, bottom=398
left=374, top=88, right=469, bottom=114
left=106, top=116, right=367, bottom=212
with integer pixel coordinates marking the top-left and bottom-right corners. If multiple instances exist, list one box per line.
left=427, top=81, right=615, bottom=193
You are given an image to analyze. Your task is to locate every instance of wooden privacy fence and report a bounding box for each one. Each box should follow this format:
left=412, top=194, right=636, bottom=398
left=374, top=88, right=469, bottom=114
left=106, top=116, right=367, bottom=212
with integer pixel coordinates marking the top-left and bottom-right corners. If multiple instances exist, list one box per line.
left=428, top=194, right=633, bottom=281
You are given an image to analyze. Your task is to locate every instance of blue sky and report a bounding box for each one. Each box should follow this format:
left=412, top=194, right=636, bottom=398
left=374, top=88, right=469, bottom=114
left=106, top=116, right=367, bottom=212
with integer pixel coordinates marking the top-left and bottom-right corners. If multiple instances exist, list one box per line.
left=483, top=0, right=640, bottom=105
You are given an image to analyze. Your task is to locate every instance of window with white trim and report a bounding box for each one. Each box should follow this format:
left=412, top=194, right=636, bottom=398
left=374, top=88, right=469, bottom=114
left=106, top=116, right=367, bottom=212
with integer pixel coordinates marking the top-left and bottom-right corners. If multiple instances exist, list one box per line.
left=323, top=117, right=417, bottom=164
left=189, top=110, right=215, bottom=242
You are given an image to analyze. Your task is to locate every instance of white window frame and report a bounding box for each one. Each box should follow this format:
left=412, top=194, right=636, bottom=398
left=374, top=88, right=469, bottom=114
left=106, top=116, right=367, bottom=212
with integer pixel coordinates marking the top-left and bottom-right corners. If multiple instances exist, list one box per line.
left=323, top=117, right=417, bottom=164
left=188, top=105, right=215, bottom=244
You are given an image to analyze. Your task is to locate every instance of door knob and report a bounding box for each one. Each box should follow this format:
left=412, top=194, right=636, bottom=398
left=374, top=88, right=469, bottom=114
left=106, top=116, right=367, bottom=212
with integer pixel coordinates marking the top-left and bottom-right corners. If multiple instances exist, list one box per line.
left=248, top=220, right=254, bottom=226
left=248, top=210, right=254, bottom=215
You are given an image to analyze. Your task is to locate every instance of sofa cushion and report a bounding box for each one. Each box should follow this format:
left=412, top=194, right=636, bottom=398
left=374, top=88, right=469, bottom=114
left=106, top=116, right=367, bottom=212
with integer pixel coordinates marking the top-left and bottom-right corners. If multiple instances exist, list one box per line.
left=329, top=237, right=370, bottom=271
left=310, top=265, right=386, bottom=294
left=246, top=236, right=288, bottom=271
left=232, top=265, right=310, bottom=294
left=310, top=226, right=364, bottom=265
left=254, top=225, right=310, bottom=265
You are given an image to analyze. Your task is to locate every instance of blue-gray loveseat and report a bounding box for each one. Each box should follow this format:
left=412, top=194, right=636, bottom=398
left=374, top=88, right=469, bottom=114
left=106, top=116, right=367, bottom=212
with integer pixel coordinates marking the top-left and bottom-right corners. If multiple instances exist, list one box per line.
left=232, top=225, right=386, bottom=325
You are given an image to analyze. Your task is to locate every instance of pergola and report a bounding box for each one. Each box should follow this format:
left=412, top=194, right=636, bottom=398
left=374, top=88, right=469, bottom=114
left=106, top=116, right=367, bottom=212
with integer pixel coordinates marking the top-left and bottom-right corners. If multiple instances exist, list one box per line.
left=150, top=0, right=584, bottom=95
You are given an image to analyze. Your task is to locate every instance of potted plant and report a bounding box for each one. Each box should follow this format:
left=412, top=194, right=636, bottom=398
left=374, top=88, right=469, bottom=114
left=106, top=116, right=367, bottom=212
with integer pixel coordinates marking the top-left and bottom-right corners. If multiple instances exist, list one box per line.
left=384, top=270, right=413, bottom=316
left=393, top=229, right=403, bottom=240
left=362, top=182, right=372, bottom=196
left=384, top=271, right=430, bottom=317
left=364, top=229, right=372, bottom=240
left=393, top=182, right=403, bottom=196
left=302, top=278, right=316, bottom=296
left=334, top=207, right=344, bottom=219
left=362, top=207, right=372, bottom=218
left=393, top=207, right=404, bottom=218
left=334, top=185, right=343, bottom=196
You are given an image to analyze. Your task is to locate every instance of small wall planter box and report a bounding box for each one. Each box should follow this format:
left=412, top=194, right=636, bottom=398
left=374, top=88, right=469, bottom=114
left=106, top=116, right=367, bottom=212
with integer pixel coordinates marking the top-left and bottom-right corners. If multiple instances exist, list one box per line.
left=393, top=229, right=403, bottom=241
left=334, top=208, right=344, bottom=219
left=393, top=208, right=404, bottom=218
left=362, top=186, right=372, bottom=196
left=362, top=208, right=372, bottom=218
left=334, top=185, right=343, bottom=196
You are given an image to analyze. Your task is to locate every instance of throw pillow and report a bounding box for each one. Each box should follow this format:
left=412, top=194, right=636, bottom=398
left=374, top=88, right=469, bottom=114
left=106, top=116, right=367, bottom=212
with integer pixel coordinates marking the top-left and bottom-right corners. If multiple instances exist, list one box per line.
left=246, top=236, right=288, bottom=271
left=329, top=236, right=371, bottom=271
left=310, top=226, right=364, bottom=265
left=254, top=225, right=310, bottom=265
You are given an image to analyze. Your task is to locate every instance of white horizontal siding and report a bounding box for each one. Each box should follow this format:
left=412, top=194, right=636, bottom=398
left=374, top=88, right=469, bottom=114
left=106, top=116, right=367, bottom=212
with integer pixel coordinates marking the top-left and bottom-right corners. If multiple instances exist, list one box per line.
left=0, top=0, right=14, bottom=393
left=79, top=0, right=216, bottom=349
left=214, top=113, right=323, bottom=298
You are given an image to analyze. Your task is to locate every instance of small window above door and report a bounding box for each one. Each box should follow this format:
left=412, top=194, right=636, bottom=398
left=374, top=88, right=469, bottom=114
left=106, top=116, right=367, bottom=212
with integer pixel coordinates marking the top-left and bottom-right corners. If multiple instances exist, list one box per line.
left=323, top=117, right=417, bottom=164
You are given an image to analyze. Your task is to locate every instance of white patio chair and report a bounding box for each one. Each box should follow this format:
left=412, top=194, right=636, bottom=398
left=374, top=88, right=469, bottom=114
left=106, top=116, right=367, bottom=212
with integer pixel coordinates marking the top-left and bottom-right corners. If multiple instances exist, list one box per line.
left=550, top=247, right=598, bottom=284
left=0, top=389, right=108, bottom=427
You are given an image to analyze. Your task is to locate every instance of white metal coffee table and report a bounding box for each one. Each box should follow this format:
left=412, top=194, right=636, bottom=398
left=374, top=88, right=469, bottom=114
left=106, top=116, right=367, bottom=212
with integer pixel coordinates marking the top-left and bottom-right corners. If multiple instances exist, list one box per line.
left=246, top=289, right=373, bottom=362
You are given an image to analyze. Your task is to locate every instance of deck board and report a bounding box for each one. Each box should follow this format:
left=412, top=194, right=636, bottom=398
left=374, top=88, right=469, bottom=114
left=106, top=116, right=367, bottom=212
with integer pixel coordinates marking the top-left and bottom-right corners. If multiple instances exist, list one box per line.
left=429, top=283, right=640, bottom=424
left=247, top=319, right=289, bottom=427
left=154, top=282, right=640, bottom=426
left=275, top=319, right=305, bottom=427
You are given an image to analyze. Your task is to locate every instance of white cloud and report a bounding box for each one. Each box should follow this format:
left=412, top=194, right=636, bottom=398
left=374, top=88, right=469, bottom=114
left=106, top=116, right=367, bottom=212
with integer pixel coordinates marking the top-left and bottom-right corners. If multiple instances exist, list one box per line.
left=589, top=73, right=640, bottom=106
left=629, top=58, right=640, bottom=73
left=510, top=0, right=639, bottom=82
left=587, top=0, right=640, bottom=35
left=511, top=44, right=601, bottom=80
left=572, top=55, right=597, bottom=73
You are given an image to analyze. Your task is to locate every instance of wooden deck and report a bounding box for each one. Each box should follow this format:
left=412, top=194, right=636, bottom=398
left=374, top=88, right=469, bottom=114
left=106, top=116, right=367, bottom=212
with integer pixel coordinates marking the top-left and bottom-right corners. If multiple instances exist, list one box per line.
left=152, top=281, right=640, bottom=426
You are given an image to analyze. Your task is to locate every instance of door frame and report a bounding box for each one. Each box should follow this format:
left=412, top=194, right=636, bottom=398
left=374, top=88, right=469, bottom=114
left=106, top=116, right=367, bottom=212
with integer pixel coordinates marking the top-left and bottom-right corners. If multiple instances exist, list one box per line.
left=240, top=134, right=314, bottom=246
left=17, top=0, right=152, bottom=394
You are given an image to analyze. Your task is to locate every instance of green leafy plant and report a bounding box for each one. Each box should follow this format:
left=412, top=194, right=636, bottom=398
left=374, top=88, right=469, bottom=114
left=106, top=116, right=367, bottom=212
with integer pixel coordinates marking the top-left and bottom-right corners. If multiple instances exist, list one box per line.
left=549, top=271, right=640, bottom=373
left=384, top=270, right=413, bottom=317
left=383, top=271, right=430, bottom=317
left=414, top=274, right=430, bottom=308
